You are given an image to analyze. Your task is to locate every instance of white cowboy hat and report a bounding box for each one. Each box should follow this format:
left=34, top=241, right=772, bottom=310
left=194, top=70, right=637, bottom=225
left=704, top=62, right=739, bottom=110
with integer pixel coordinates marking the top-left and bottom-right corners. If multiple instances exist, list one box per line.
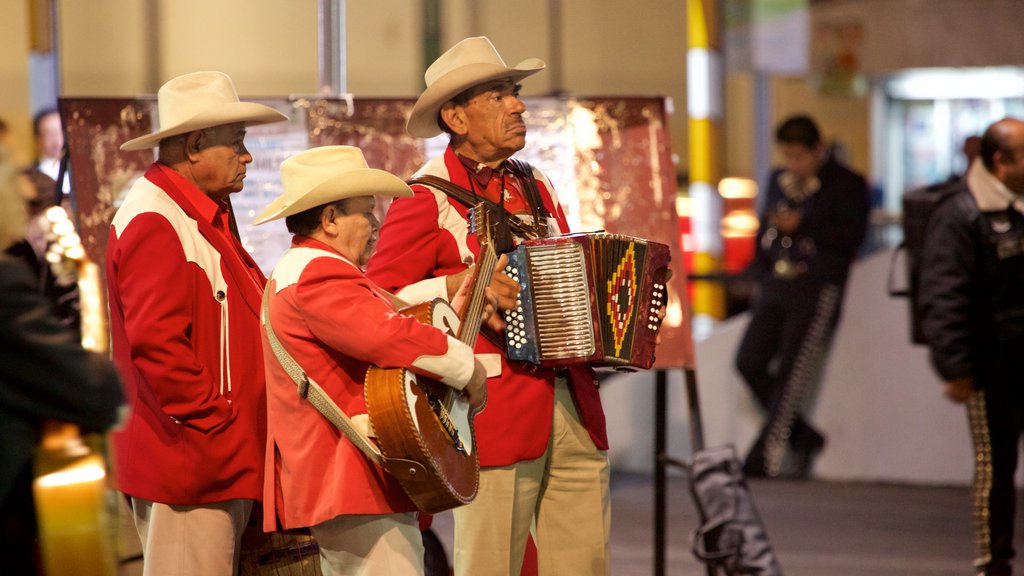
left=253, top=146, right=412, bottom=225
left=406, top=36, right=545, bottom=138
left=121, top=71, right=288, bottom=151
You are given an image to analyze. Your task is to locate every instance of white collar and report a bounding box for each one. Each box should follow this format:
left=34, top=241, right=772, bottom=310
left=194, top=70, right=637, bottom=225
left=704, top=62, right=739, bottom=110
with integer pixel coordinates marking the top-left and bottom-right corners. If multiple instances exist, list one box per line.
left=967, top=158, right=1023, bottom=212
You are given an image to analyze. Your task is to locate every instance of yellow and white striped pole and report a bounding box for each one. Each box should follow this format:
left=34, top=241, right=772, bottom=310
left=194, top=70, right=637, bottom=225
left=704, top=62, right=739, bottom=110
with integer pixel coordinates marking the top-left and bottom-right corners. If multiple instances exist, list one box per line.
left=687, top=0, right=725, bottom=320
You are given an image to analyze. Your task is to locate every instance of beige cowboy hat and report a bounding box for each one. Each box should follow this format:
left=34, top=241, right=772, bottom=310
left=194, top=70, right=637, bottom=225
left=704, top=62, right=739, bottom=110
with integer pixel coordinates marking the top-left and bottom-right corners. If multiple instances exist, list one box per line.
left=121, top=71, right=288, bottom=151
left=406, top=36, right=545, bottom=138
left=253, top=146, right=412, bottom=225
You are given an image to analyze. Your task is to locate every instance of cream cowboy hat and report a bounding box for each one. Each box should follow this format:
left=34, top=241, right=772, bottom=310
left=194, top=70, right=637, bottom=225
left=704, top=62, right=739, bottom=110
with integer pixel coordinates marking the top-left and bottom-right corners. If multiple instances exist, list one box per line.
left=406, top=36, right=545, bottom=138
left=120, top=71, right=288, bottom=151
left=253, top=146, right=412, bottom=225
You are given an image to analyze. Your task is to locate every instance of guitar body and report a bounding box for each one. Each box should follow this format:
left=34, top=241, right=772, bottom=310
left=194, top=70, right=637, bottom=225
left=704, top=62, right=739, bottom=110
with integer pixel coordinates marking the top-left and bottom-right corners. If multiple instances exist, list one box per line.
left=364, top=298, right=480, bottom=514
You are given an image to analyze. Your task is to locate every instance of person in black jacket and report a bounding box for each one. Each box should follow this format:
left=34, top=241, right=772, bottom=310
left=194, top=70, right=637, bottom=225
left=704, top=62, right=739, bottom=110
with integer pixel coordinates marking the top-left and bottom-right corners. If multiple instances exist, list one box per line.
left=736, top=115, right=869, bottom=479
left=918, top=117, right=1024, bottom=576
left=0, top=147, right=125, bottom=575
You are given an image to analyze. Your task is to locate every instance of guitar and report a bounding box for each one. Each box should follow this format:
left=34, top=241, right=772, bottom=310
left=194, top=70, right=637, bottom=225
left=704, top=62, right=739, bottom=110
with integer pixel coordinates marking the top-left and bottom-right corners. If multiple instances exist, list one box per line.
left=364, top=205, right=497, bottom=514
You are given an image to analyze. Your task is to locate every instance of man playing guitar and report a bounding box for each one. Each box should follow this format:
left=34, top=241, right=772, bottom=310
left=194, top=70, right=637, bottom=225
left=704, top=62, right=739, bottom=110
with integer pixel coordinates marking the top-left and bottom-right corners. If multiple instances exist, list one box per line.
left=255, top=146, right=497, bottom=575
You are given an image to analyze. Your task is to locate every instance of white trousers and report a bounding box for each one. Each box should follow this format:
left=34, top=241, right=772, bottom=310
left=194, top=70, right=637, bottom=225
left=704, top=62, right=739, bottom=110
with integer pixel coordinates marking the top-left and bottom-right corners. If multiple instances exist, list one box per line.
left=130, top=496, right=252, bottom=576
left=310, top=512, right=424, bottom=576
left=453, top=377, right=611, bottom=576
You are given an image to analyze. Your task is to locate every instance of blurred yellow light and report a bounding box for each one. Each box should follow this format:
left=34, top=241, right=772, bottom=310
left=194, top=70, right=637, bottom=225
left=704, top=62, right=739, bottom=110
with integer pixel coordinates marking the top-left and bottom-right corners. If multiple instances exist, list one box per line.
left=52, top=219, right=74, bottom=236
left=675, top=196, right=692, bottom=217
left=59, top=233, right=81, bottom=248
left=45, top=206, right=69, bottom=223
left=718, top=177, right=758, bottom=199
left=65, top=245, right=86, bottom=260
left=36, top=461, right=105, bottom=488
left=721, top=210, right=760, bottom=238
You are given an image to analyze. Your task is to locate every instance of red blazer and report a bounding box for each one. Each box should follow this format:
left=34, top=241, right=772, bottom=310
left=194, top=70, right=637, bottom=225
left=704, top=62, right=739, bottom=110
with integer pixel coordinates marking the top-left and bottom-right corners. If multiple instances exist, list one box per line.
left=262, top=237, right=478, bottom=530
left=367, top=146, right=608, bottom=467
left=106, top=164, right=267, bottom=505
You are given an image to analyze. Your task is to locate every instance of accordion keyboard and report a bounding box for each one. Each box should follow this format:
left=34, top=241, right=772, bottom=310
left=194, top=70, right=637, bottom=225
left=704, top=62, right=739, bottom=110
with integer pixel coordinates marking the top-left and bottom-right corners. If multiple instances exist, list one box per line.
left=504, top=241, right=596, bottom=361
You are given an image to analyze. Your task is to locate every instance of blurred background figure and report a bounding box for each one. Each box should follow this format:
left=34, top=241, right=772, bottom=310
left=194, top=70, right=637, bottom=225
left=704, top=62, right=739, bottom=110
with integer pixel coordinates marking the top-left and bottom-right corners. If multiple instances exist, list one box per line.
left=31, top=108, right=69, bottom=198
left=918, top=117, right=1024, bottom=576
left=0, top=138, right=124, bottom=575
left=3, top=164, right=80, bottom=339
left=736, top=115, right=870, bottom=480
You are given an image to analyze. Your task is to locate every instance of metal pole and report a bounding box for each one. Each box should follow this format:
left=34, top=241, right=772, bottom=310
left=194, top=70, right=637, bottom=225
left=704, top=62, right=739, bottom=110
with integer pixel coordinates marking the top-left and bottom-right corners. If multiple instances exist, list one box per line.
left=423, top=0, right=441, bottom=81
left=548, top=0, right=564, bottom=95
left=684, top=368, right=706, bottom=453
left=654, top=369, right=668, bottom=576
left=144, top=0, right=159, bottom=90
left=687, top=0, right=725, bottom=319
left=754, top=71, right=772, bottom=213
left=317, top=0, right=346, bottom=94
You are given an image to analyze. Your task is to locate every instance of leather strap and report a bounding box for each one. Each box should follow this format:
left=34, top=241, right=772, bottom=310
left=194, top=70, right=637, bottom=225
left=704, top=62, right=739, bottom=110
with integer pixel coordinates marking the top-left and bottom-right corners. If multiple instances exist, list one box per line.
left=261, top=287, right=385, bottom=467
left=506, top=158, right=551, bottom=222
left=408, top=161, right=551, bottom=242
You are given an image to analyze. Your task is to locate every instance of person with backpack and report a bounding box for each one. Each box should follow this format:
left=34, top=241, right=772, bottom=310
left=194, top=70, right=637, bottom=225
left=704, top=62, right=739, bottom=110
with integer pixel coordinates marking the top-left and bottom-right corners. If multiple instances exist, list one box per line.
left=736, top=115, right=870, bottom=479
left=918, top=117, right=1024, bottom=576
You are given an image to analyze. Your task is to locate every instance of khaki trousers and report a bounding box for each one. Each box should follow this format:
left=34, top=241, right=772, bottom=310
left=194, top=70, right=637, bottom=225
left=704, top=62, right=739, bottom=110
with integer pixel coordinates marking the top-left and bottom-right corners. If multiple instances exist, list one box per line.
left=453, top=377, right=611, bottom=576
left=310, top=512, right=424, bottom=576
left=130, top=496, right=252, bottom=576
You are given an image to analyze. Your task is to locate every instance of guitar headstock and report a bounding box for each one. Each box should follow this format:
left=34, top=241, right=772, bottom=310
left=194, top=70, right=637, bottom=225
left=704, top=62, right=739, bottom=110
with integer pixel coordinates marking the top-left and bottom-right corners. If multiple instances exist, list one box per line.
left=468, top=203, right=514, bottom=255
left=467, top=203, right=493, bottom=249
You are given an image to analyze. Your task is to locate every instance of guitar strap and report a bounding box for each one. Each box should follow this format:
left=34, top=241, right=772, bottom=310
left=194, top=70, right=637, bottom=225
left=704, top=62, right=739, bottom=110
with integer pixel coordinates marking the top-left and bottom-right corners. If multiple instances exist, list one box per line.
left=506, top=158, right=552, bottom=224
left=261, top=287, right=386, bottom=467
left=406, top=159, right=552, bottom=247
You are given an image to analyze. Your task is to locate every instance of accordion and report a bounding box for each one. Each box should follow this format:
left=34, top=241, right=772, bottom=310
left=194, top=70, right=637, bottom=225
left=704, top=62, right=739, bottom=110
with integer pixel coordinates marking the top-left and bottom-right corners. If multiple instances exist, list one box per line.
left=502, top=233, right=671, bottom=369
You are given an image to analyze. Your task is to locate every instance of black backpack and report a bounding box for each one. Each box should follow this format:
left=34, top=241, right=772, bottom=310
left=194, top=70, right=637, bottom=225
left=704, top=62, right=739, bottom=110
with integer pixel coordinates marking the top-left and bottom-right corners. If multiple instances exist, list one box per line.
left=887, top=178, right=965, bottom=344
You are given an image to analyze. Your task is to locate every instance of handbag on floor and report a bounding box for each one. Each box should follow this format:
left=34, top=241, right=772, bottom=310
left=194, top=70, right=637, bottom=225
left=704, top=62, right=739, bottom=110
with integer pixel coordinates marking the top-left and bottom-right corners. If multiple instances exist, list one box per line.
left=687, top=444, right=783, bottom=576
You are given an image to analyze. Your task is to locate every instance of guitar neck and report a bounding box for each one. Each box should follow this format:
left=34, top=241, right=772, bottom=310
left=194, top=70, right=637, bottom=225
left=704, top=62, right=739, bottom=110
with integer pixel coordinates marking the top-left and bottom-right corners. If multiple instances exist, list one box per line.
left=457, top=245, right=497, bottom=347
left=455, top=203, right=499, bottom=347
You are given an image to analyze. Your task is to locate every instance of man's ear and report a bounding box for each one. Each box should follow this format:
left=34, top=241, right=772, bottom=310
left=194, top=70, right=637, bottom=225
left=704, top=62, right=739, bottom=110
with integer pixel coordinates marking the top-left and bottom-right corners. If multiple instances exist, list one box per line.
left=319, top=204, right=338, bottom=235
left=440, top=102, right=467, bottom=136
left=185, top=131, right=204, bottom=161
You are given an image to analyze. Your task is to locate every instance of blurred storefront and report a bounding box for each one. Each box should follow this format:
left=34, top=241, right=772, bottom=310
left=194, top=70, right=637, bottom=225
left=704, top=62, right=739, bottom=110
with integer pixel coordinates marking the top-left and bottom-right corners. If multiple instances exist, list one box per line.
left=875, top=67, right=1024, bottom=213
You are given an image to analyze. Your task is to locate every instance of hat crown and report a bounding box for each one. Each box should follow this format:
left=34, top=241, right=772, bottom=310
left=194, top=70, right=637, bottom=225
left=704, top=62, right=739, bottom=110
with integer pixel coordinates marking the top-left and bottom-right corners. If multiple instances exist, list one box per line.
left=253, top=145, right=412, bottom=225
left=424, top=36, right=507, bottom=88
left=281, top=146, right=369, bottom=197
left=156, top=71, right=242, bottom=132
left=406, top=36, right=544, bottom=138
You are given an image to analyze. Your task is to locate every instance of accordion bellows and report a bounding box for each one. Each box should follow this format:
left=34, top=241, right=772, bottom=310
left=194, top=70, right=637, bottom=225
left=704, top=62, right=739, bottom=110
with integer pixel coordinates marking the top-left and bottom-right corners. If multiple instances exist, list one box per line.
left=502, top=233, right=671, bottom=369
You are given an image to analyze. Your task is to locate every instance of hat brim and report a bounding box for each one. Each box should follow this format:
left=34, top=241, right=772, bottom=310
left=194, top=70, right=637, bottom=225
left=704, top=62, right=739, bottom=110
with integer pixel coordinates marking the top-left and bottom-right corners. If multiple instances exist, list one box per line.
left=120, top=102, right=289, bottom=151
left=253, top=168, right=413, bottom=225
left=407, top=58, right=545, bottom=138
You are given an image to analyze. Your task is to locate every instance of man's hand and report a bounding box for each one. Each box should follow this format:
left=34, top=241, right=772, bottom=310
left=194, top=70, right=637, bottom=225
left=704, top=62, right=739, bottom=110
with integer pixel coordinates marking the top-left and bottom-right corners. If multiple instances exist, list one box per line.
left=446, top=268, right=472, bottom=302
left=770, top=208, right=802, bottom=235
left=488, top=254, right=519, bottom=311
left=943, top=377, right=975, bottom=404
left=462, top=358, right=488, bottom=411
left=447, top=255, right=520, bottom=332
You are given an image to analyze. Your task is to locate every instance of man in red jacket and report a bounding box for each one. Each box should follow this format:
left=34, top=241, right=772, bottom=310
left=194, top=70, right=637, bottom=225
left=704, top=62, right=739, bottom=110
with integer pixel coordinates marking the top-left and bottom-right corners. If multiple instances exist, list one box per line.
left=367, top=37, right=610, bottom=576
left=254, top=145, right=487, bottom=575
left=106, top=71, right=287, bottom=575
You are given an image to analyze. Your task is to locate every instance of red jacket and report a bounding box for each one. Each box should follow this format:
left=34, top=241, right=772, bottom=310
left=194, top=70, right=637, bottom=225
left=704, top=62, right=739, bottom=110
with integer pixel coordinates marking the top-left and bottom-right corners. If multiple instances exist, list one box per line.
left=367, top=146, right=608, bottom=467
left=106, top=164, right=267, bottom=505
left=262, top=237, right=478, bottom=530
